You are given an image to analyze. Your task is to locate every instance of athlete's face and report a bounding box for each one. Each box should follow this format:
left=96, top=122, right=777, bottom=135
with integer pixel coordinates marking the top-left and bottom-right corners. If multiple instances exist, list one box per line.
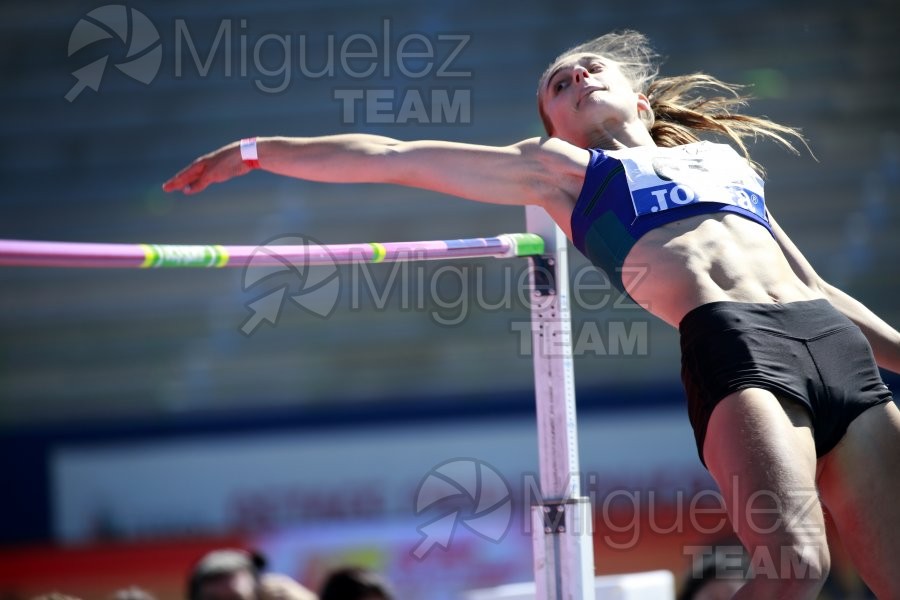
left=539, top=53, right=649, bottom=147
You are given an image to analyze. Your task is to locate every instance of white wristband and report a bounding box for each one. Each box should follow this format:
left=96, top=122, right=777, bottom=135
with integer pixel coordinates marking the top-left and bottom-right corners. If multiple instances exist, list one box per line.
left=240, top=137, right=260, bottom=169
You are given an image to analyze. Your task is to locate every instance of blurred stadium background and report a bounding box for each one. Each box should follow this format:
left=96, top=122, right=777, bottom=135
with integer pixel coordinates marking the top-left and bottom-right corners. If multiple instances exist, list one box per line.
left=0, top=0, right=897, bottom=598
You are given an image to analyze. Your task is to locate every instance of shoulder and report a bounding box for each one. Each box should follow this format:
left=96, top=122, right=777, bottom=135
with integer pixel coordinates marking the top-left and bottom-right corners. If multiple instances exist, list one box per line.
left=507, top=138, right=594, bottom=233
left=513, top=137, right=593, bottom=199
left=513, top=136, right=592, bottom=173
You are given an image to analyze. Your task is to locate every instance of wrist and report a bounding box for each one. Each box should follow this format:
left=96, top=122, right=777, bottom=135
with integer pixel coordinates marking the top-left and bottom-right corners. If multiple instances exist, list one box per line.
left=240, top=137, right=261, bottom=169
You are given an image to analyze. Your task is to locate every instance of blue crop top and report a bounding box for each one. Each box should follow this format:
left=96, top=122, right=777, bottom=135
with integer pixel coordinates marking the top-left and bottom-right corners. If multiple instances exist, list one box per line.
left=570, top=141, right=774, bottom=292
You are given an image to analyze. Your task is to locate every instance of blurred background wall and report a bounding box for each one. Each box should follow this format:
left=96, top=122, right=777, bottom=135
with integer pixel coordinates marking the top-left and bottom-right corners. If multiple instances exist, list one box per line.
left=0, top=0, right=897, bottom=597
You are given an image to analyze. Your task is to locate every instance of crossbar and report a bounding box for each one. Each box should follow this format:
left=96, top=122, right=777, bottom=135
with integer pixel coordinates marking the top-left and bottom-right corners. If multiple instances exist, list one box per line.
left=0, top=234, right=544, bottom=269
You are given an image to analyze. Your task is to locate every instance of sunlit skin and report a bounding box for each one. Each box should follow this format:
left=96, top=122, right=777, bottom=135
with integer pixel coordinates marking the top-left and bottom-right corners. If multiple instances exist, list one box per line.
left=163, top=42, right=900, bottom=599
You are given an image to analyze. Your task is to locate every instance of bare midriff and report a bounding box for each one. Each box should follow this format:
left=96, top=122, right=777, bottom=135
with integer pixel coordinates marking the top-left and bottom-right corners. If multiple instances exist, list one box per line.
left=620, top=213, right=825, bottom=327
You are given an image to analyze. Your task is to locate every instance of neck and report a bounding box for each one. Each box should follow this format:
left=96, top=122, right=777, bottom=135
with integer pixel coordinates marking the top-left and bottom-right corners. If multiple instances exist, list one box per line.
left=585, top=119, right=656, bottom=150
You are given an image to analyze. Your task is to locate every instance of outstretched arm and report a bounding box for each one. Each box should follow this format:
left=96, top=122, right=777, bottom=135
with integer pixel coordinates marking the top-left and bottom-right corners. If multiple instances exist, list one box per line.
left=768, top=212, right=900, bottom=374
left=162, top=135, right=588, bottom=216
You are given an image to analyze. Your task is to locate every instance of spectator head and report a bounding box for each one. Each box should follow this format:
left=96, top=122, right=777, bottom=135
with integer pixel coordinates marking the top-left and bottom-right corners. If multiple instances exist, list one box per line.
left=188, top=549, right=267, bottom=600
left=258, top=573, right=318, bottom=600
left=110, top=587, right=156, bottom=600
left=318, top=567, right=393, bottom=600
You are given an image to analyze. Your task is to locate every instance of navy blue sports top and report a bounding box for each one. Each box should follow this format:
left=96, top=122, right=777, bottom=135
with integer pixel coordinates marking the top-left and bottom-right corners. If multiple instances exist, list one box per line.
left=570, top=141, right=774, bottom=292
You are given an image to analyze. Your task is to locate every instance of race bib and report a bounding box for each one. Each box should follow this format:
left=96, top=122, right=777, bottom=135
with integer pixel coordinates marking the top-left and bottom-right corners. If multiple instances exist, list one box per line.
left=608, top=142, right=766, bottom=220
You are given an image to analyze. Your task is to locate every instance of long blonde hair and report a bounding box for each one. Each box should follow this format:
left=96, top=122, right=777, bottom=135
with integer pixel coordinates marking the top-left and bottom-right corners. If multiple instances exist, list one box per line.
left=537, top=30, right=808, bottom=170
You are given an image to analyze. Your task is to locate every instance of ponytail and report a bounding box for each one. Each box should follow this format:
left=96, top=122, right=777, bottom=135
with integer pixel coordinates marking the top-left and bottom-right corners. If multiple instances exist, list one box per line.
left=647, top=73, right=808, bottom=173
left=539, top=30, right=810, bottom=172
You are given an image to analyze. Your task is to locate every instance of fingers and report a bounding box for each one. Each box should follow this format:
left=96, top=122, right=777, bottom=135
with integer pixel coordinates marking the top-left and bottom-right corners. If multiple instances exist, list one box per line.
left=162, top=160, right=206, bottom=193
left=162, top=142, right=244, bottom=194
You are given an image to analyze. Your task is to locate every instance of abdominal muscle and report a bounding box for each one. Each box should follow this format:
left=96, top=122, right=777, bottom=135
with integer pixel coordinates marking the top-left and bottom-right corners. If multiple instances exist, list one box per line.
left=619, top=213, right=826, bottom=328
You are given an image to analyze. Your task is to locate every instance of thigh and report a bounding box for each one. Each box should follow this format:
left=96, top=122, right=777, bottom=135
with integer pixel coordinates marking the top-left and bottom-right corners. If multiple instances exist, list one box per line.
left=818, top=400, right=900, bottom=599
left=703, top=388, right=828, bottom=580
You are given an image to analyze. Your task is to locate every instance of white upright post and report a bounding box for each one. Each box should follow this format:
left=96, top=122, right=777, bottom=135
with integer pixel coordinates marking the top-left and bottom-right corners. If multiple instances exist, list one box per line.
left=525, top=206, right=595, bottom=600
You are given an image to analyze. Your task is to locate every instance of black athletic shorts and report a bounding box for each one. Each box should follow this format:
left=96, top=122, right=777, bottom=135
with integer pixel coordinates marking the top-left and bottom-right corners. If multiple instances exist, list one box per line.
left=679, top=298, right=893, bottom=467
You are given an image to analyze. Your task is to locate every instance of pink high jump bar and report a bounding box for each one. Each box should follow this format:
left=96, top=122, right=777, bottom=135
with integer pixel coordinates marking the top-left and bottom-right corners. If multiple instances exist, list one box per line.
left=0, top=234, right=544, bottom=269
